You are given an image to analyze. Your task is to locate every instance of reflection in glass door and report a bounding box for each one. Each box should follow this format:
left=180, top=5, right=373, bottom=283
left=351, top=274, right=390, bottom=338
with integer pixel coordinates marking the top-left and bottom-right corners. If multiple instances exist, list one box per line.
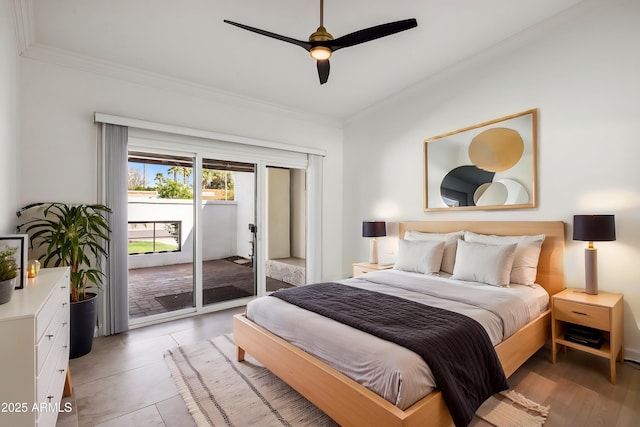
left=127, top=151, right=195, bottom=321
left=201, top=158, right=257, bottom=306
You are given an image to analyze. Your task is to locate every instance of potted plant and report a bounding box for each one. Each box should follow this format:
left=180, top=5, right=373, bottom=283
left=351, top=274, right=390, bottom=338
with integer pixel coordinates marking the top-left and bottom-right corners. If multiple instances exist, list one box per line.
left=0, top=247, right=18, bottom=305
left=17, top=202, right=111, bottom=358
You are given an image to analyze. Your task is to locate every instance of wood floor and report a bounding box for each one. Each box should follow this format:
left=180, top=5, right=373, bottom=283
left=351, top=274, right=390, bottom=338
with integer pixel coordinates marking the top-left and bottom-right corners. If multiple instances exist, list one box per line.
left=58, top=307, right=639, bottom=427
left=472, top=347, right=640, bottom=426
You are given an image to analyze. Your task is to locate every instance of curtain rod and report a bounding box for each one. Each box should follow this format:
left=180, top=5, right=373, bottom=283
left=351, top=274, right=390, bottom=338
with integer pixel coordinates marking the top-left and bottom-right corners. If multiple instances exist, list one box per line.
left=94, top=112, right=327, bottom=157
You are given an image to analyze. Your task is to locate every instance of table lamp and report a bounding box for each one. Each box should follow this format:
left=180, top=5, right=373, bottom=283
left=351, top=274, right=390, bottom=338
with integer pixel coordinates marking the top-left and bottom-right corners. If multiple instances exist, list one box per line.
left=573, top=214, right=616, bottom=295
left=362, top=221, right=386, bottom=264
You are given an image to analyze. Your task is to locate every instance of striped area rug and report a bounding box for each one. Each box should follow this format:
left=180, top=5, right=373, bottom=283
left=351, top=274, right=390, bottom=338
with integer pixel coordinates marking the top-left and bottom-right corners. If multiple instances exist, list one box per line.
left=164, top=334, right=337, bottom=426
left=164, top=334, right=549, bottom=427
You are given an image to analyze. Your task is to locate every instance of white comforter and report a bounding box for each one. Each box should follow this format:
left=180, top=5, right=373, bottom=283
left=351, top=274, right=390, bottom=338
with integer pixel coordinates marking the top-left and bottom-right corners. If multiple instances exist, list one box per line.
left=246, top=269, right=549, bottom=410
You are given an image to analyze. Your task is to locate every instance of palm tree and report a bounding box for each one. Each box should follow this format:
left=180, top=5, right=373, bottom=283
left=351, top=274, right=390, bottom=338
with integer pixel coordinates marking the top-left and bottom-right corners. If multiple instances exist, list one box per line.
left=202, top=169, right=215, bottom=188
left=167, top=166, right=179, bottom=181
left=181, top=167, right=192, bottom=185
left=154, top=172, right=164, bottom=185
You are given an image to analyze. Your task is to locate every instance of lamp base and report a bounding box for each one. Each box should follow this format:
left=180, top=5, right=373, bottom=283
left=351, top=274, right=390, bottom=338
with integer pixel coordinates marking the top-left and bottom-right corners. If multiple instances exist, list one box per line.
left=585, top=247, right=598, bottom=295
left=369, top=238, right=378, bottom=264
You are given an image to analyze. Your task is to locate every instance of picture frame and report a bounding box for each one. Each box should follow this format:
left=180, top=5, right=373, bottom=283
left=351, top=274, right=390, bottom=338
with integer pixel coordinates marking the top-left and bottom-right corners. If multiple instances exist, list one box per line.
left=423, top=109, right=538, bottom=211
left=0, top=234, right=28, bottom=289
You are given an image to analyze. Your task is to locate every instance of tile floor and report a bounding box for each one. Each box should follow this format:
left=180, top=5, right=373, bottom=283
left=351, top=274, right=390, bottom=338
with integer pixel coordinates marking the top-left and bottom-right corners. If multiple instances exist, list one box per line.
left=57, top=306, right=246, bottom=427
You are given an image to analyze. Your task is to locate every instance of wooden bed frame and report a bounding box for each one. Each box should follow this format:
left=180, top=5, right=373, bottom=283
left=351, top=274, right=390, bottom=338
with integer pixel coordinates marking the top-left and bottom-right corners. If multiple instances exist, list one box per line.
left=234, top=221, right=565, bottom=427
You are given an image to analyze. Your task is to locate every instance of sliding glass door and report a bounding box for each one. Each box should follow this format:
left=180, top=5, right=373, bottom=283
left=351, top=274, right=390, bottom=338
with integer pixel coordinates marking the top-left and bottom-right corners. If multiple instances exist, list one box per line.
left=96, top=116, right=324, bottom=333
left=109, top=125, right=322, bottom=330
left=127, top=151, right=196, bottom=320
left=200, top=158, right=257, bottom=307
left=126, top=148, right=260, bottom=324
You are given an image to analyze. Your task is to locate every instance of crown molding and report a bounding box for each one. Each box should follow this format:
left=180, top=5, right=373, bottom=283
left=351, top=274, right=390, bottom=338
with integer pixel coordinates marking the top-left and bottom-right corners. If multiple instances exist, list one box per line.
left=11, top=0, right=34, bottom=55
left=21, top=43, right=343, bottom=129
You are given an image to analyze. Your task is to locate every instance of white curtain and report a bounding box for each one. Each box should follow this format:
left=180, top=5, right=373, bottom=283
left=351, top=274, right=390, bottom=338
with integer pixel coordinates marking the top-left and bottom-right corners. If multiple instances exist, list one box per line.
left=100, top=124, right=129, bottom=335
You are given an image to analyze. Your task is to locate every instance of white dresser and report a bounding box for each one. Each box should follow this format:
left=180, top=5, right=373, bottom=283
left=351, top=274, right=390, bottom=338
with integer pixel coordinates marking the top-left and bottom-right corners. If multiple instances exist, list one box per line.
left=0, top=267, right=71, bottom=427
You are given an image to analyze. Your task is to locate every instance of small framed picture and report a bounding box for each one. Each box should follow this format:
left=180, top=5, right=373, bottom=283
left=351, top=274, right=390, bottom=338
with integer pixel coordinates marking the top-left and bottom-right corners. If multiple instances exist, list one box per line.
left=0, top=234, right=28, bottom=289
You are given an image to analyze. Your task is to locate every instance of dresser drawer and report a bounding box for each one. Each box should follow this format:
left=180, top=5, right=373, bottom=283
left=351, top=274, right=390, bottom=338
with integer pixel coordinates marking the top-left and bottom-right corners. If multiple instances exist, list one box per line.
left=36, top=334, right=69, bottom=427
left=554, top=299, right=610, bottom=330
left=36, top=301, right=69, bottom=374
left=35, top=277, right=68, bottom=342
left=37, top=320, right=69, bottom=406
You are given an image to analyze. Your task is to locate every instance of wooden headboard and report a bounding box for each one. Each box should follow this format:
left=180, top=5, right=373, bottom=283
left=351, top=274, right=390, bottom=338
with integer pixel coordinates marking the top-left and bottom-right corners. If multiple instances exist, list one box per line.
left=398, top=221, right=566, bottom=296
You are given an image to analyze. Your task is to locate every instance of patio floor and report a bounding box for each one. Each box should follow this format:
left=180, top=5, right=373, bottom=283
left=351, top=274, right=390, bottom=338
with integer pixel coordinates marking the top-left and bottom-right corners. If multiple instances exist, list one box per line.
left=128, top=258, right=291, bottom=319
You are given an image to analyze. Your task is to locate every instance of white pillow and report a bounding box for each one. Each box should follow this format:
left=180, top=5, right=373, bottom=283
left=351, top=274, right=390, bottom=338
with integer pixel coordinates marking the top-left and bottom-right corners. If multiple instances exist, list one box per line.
left=463, top=231, right=545, bottom=286
left=451, top=240, right=517, bottom=286
left=394, top=239, right=445, bottom=274
left=403, top=230, right=464, bottom=274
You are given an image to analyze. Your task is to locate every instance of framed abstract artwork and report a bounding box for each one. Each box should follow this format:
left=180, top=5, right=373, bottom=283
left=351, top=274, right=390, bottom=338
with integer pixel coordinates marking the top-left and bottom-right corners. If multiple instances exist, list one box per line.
left=424, top=109, right=537, bottom=211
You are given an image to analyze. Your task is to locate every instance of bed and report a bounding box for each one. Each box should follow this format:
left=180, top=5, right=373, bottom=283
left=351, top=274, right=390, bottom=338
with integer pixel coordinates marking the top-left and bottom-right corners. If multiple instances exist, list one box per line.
left=234, top=221, right=565, bottom=427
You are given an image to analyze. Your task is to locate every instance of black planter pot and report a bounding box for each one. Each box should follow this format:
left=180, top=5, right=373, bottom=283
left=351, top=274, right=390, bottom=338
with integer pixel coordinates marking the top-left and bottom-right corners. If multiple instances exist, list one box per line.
left=70, top=292, right=97, bottom=359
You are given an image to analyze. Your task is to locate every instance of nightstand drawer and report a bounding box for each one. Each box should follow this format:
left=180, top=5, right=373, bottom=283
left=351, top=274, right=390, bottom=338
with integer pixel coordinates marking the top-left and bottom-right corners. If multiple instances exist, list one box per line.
left=554, top=299, right=610, bottom=330
left=353, top=266, right=373, bottom=276
left=352, top=262, right=393, bottom=277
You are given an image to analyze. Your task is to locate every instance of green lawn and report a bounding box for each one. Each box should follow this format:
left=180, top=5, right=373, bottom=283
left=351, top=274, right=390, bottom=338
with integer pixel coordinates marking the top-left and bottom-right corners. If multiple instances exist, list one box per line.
left=128, top=240, right=178, bottom=254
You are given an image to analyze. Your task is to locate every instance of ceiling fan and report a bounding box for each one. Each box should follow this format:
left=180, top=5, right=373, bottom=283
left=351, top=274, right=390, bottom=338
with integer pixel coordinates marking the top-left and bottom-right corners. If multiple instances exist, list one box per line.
left=224, top=0, right=417, bottom=84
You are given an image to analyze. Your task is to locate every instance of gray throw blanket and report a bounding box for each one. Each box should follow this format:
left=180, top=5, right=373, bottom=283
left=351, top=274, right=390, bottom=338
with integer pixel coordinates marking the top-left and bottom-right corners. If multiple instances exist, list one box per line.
left=272, top=282, right=509, bottom=427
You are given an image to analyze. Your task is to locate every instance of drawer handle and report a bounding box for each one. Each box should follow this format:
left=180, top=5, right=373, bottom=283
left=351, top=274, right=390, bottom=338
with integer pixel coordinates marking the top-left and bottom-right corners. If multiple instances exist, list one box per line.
left=46, top=334, right=54, bottom=340
left=62, top=322, right=68, bottom=326
left=58, top=369, right=65, bottom=374
left=47, top=395, right=54, bottom=402
left=60, top=285, right=67, bottom=289
left=571, top=310, right=588, bottom=316
left=62, top=302, right=68, bottom=307
left=62, top=345, right=68, bottom=349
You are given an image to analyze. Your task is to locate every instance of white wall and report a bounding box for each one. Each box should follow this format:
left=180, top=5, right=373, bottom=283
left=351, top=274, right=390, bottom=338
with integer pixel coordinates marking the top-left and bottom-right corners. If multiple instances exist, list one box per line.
left=343, top=0, right=640, bottom=359
left=18, top=52, right=344, bottom=280
left=127, top=199, right=238, bottom=269
left=291, top=168, right=306, bottom=259
left=0, top=0, right=19, bottom=233
left=266, top=168, right=291, bottom=259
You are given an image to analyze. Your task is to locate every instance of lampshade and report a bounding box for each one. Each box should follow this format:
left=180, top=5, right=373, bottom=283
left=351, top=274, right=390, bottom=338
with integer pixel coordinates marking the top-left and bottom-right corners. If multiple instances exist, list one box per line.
left=362, top=221, right=386, bottom=238
left=573, top=215, right=616, bottom=242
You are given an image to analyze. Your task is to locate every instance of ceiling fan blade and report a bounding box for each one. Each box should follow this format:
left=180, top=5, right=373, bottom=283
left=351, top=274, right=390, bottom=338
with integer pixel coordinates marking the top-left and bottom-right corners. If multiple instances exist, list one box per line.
left=317, top=59, right=330, bottom=84
left=330, top=18, right=417, bottom=51
left=224, top=20, right=312, bottom=51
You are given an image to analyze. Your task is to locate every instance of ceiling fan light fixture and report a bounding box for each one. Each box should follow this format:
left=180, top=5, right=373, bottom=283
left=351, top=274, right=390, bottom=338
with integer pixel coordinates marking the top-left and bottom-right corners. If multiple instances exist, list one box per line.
left=310, top=45, right=332, bottom=60
left=224, top=0, right=417, bottom=84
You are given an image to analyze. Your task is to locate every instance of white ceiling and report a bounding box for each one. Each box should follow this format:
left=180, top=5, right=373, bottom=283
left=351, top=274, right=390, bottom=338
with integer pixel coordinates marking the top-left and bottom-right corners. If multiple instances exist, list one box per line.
left=29, top=0, right=585, bottom=121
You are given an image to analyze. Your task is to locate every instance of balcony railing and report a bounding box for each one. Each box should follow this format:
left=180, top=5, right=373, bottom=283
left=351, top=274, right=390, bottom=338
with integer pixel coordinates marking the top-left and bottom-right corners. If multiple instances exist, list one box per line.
left=128, top=221, right=181, bottom=254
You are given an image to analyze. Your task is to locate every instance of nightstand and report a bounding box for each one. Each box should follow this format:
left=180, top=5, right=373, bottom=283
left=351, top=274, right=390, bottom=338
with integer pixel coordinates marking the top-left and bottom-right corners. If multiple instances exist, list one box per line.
left=352, top=262, right=393, bottom=277
left=551, top=288, right=624, bottom=384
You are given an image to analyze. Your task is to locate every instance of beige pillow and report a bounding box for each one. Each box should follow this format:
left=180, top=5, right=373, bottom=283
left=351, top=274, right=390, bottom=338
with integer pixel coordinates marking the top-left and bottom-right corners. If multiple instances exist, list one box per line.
left=463, top=231, right=545, bottom=285
left=403, top=230, right=464, bottom=274
left=451, top=240, right=517, bottom=286
left=394, top=239, right=445, bottom=274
